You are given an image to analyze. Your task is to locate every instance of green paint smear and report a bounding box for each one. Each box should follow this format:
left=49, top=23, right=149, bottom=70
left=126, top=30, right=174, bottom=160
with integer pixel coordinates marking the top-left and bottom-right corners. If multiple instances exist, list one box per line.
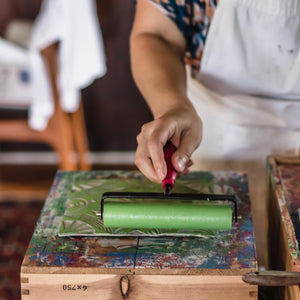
left=59, top=178, right=233, bottom=237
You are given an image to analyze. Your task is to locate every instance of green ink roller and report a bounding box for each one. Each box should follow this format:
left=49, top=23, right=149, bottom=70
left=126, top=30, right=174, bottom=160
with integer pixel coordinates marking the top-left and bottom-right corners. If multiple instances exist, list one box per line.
left=100, top=141, right=237, bottom=231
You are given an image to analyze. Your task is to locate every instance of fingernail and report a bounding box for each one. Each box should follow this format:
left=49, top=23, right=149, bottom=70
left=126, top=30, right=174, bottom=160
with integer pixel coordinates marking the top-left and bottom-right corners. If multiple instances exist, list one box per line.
left=175, top=156, right=188, bottom=172
left=156, top=167, right=165, bottom=181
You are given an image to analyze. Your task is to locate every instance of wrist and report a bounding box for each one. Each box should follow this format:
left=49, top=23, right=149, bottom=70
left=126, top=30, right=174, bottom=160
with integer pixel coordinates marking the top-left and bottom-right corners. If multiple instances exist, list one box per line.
left=151, top=95, right=196, bottom=119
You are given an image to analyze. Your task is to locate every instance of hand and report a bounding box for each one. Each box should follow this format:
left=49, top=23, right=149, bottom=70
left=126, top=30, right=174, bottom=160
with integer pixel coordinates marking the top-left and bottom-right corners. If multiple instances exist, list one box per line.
left=135, top=102, right=203, bottom=183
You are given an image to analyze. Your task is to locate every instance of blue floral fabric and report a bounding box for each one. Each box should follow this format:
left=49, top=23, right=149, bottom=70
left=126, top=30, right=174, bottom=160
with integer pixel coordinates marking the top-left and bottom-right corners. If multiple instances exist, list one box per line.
left=149, top=0, right=218, bottom=71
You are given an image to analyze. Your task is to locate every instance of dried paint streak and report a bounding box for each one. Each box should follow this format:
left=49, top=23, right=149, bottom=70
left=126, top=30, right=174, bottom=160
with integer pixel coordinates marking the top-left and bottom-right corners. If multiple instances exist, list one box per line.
left=26, top=236, right=137, bottom=268
left=136, top=235, right=256, bottom=270
left=277, top=165, right=300, bottom=267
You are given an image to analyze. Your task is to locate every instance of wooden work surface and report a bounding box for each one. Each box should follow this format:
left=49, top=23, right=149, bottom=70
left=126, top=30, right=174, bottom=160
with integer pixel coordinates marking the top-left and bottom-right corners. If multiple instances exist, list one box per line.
left=21, top=170, right=257, bottom=299
left=267, top=156, right=300, bottom=300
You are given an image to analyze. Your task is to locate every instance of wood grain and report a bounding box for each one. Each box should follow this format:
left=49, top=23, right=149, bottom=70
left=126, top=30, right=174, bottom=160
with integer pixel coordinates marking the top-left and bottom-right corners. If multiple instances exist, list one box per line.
left=21, top=273, right=257, bottom=300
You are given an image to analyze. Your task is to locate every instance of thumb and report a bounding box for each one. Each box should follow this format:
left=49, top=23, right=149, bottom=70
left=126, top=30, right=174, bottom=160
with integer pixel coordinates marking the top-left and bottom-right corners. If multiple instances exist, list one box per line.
left=172, top=151, right=190, bottom=173
left=172, top=138, right=199, bottom=172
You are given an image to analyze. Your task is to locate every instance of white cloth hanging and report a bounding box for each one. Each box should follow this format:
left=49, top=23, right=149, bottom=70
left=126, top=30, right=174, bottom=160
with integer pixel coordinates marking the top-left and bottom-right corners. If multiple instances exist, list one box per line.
left=28, top=0, right=106, bottom=130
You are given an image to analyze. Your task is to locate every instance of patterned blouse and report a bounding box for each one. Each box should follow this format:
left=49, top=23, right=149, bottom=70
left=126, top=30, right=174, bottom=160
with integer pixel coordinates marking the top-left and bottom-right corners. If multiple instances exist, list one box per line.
left=149, top=0, right=219, bottom=72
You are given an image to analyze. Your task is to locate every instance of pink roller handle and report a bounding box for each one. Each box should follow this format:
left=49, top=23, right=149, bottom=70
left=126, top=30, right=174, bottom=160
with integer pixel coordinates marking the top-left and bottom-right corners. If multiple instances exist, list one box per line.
left=162, top=141, right=178, bottom=190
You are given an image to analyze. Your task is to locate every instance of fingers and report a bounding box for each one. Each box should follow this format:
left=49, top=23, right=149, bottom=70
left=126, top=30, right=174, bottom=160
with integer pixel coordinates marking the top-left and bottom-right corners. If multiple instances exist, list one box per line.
left=172, top=138, right=201, bottom=172
left=135, top=144, right=166, bottom=183
left=148, top=139, right=166, bottom=180
left=135, top=106, right=203, bottom=183
left=135, top=121, right=170, bottom=183
left=172, top=120, right=203, bottom=173
left=178, top=159, right=194, bottom=176
left=134, top=152, right=164, bottom=183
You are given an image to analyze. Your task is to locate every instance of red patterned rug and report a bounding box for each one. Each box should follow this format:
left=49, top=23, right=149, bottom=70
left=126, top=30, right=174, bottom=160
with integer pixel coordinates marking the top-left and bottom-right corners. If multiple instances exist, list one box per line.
left=0, top=201, right=44, bottom=300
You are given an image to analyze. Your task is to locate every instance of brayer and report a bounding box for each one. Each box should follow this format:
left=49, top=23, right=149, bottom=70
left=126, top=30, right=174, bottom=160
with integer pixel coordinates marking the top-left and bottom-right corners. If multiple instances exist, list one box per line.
left=99, top=141, right=237, bottom=231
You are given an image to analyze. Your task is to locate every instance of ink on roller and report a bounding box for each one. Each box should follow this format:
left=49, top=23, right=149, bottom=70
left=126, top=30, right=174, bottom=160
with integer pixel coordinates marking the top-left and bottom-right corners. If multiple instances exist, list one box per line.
left=99, top=141, right=237, bottom=231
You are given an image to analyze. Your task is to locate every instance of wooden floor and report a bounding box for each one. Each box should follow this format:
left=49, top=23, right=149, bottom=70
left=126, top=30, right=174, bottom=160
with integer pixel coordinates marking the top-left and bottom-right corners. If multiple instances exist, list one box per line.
left=0, top=162, right=136, bottom=202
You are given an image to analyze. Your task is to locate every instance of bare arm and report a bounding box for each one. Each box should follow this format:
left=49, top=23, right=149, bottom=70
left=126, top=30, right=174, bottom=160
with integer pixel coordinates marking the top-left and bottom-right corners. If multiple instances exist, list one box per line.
left=130, top=0, right=203, bottom=183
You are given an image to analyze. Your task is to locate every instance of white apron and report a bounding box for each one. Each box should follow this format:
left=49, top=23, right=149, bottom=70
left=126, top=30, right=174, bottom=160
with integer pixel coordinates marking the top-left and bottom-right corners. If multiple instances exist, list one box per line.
left=187, top=0, right=300, bottom=268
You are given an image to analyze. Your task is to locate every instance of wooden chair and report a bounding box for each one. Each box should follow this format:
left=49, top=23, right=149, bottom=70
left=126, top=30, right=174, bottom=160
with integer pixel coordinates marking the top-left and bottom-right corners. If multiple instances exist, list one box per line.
left=0, top=43, right=91, bottom=171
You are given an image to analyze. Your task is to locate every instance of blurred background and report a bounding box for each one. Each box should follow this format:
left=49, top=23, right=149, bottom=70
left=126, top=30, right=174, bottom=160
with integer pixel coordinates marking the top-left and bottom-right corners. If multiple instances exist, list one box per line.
left=0, top=1, right=152, bottom=298
left=0, top=0, right=153, bottom=201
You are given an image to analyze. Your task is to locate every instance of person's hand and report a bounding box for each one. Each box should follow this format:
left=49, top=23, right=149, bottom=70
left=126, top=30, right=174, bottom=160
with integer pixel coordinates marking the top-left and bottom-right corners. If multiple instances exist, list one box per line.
left=135, top=102, right=203, bottom=183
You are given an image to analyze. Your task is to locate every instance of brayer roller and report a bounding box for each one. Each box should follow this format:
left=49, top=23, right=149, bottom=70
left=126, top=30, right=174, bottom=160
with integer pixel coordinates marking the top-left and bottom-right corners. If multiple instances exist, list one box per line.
left=100, top=141, right=237, bottom=231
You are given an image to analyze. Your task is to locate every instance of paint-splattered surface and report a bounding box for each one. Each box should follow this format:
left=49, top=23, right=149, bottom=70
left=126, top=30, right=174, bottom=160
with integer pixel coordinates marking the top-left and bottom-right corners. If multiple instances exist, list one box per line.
left=276, top=164, right=300, bottom=268
left=22, top=171, right=256, bottom=273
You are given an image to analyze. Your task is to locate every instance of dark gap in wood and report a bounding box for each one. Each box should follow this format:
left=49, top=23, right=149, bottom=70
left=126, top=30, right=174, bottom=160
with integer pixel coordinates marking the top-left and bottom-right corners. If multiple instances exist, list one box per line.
left=133, top=236, right=140, bottom=271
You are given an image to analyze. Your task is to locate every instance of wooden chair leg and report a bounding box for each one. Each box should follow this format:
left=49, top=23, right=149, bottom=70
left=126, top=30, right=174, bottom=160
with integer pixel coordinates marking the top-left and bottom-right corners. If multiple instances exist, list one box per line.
left=0, top=44, right=90, bottom=172
left=49, top=109, right=77, bottom=171
left=41, top=44, right=78, bottom=171
left=71, top=101, right=91, bottom=170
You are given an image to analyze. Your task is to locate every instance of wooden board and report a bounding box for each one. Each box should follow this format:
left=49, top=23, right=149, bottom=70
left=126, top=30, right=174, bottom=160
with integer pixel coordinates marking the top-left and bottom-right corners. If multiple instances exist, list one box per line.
left=267, top=156, right=300, bottom=300
left=21, top=170, right=257, bottom=299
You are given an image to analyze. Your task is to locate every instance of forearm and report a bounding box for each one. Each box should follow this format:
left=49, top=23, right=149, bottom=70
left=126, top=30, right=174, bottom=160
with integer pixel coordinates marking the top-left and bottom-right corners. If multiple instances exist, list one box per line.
left=130, top=30, right=194, bottom=119
left=130, top=0, right=203, bottom=183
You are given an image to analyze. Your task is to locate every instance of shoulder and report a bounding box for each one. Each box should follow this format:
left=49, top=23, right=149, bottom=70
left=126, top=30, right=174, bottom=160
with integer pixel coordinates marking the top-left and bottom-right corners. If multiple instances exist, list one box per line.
left=131, top=0, right=186, bottom=51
